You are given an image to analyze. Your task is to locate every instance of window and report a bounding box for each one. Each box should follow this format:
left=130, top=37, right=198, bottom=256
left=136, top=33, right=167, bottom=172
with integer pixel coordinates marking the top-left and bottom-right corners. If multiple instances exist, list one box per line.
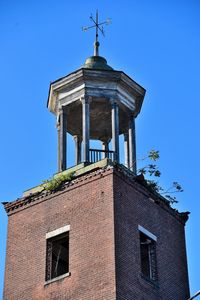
left=45, top=226, right=70, bottom=282
left=139, top=226, right=158, bottom=281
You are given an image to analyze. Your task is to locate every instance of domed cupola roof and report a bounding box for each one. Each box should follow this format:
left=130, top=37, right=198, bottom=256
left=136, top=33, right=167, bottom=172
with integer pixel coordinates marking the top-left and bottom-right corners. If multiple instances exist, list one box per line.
left=82, top=55, right=113, bottom=70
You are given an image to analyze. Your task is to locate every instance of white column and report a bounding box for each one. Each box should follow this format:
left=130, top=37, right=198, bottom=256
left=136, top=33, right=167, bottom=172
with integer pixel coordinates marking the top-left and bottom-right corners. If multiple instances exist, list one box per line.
left=111, top=101, right=119, bottom=162
left=124, top=133, right=130, bottom=168
left=81, top=96, right=90, bottom=162
left=57, top=120, right=61, bottom=172
left=102, top=140, right=109, bottom=159
left=128, top=115, right=136, bottom=174
left=59, top=107, right=67, bottom=172
left=74, top=135, right=82, bottom=165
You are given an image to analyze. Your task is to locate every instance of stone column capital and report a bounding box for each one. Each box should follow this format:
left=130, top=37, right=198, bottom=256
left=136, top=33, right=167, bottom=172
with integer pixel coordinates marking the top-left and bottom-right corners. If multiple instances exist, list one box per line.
left=58, top=105, right=68, bottom=117
left=128, top=110, right=136, bottom=119
left=80, top=96, right=92, bottom=104
left=73, top=135, right=82, bottom=142
left=110, top=98, right=118, bottom=106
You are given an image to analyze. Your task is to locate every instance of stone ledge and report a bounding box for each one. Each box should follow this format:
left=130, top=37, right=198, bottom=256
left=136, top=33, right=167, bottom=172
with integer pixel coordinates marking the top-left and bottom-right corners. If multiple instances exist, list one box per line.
left=23, top=159, right=111, bottom=197
left=44, top=272, right=71, bottom=286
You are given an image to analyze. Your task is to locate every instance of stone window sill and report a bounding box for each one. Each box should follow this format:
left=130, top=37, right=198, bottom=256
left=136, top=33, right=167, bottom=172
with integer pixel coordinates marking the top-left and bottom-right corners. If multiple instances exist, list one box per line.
left=140, top=273, right=159, bottom=289
left=44, top=272, right=71, bottom=286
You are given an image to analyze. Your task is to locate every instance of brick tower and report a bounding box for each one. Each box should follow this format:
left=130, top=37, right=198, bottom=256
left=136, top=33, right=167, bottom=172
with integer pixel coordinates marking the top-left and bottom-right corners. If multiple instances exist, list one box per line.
left=3, top=16, right=190, bottom=300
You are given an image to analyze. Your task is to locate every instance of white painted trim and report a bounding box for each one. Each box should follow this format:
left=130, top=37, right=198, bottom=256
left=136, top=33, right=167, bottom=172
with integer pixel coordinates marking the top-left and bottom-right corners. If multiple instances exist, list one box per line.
left=58, top=84, right=85, bottom=99
left=46, top=225, right=70, bottom=239
left=44, top=272, right=70, bottom=285
left=138, top=225, right=157, bottom=241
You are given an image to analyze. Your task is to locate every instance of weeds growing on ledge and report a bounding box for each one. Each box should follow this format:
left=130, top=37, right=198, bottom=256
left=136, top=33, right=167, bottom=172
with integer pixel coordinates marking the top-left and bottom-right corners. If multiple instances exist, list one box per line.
left=43, top=172, right=74, bottom=192
left=138, top=150, right=183, bottom=204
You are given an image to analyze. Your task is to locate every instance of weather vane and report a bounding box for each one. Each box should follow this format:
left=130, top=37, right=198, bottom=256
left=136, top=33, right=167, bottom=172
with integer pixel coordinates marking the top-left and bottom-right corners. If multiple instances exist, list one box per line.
left=82, top=10, right=111, bottom=56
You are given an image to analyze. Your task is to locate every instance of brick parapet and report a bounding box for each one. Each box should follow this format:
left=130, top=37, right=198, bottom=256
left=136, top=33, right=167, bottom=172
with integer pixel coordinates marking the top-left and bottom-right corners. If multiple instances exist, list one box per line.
left=3, top=164, right=189, bottom=225
left=112, top=165, right=189, bottom=225
left=3, top=166, right=114, bottom=216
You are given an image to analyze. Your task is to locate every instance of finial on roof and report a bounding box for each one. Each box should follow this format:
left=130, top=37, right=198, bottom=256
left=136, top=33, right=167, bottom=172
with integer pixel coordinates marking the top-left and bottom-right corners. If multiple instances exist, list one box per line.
left=82, top=10, right=111, bottom=56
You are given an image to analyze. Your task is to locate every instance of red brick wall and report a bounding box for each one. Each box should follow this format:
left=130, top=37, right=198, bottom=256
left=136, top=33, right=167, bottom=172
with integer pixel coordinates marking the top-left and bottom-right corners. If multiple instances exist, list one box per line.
left=3, top=167, right=190, bottom=300
left=4, top=170, right=116, bottom=300
left=113, top=170, right=190, bottom=300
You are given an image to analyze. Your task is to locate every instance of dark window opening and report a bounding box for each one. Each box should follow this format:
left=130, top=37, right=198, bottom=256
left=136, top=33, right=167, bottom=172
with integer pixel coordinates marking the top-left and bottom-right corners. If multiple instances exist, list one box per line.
left=140, top=232, right=157, bottom=281
left=46, top=232, right=69, bottom=281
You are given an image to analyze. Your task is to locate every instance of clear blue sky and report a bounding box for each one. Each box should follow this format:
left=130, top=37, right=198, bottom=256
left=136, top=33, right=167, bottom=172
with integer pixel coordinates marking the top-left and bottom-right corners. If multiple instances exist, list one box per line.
left=0, top=0, right=199, bottom=298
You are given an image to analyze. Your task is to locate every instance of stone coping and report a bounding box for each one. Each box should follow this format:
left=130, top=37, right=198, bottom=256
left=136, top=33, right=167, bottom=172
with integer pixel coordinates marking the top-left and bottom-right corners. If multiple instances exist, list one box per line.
left=2, top=159, right=189, bottom=225
left=23, top=158, right=111, bottom=197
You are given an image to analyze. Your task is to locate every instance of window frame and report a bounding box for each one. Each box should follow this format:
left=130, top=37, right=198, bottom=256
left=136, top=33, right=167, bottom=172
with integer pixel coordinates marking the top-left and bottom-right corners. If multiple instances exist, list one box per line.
left=138, top=225, right=158, bottom=282
left=45, top=225, right=70, bottom=284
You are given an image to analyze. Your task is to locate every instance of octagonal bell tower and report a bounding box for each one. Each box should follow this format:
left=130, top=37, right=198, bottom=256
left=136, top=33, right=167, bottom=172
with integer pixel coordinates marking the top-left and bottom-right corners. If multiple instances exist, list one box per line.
left=48, top=55, right=145, bottom=174
left=3, top=12, right=190, bottom=300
